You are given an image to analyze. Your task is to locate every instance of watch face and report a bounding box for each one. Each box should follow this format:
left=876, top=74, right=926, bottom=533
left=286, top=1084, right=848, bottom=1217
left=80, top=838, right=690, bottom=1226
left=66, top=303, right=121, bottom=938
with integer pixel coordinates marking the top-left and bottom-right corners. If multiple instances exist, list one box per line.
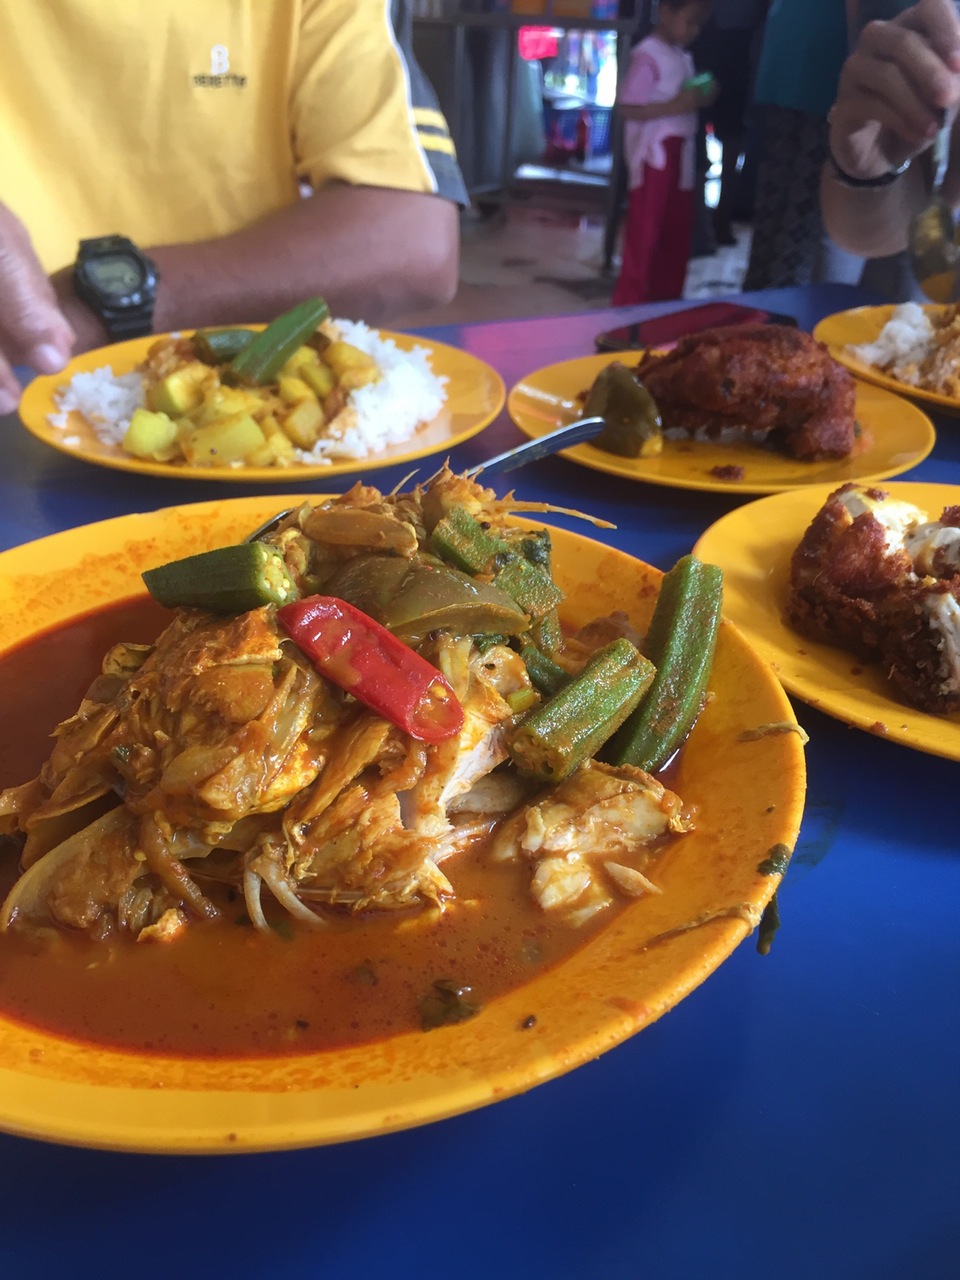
left=85, top=253, right=144, bottom=299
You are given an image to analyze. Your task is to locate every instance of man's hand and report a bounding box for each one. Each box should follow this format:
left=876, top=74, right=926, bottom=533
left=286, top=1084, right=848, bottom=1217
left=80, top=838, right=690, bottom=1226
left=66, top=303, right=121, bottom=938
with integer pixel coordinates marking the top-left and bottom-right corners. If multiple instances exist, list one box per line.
left=830, top=0, right=960, bottom=180
left=0, top=204, right=75, bottom=414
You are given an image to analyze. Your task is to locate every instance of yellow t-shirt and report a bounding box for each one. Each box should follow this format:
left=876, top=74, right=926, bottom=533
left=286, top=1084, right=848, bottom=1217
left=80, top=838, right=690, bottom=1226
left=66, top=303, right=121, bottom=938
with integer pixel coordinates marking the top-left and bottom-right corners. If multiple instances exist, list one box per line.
left=2, top=0, right=465, bottom=272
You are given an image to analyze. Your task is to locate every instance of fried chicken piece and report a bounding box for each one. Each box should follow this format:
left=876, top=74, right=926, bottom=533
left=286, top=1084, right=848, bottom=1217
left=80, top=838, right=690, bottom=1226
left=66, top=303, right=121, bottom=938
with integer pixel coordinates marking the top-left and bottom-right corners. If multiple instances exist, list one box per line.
left=878, top=577, right=960, bottom=714
left=785, top=483, right=921, bottom=658
left=905, top=506, right=960, bottom=578
left=634, top=324, right=856, bottom=460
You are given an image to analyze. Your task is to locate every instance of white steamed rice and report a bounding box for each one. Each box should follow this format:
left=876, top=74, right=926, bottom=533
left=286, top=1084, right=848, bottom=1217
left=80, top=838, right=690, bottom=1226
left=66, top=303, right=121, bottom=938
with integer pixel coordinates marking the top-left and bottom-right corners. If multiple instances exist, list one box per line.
left=47, top=318, right=448, bottom=465
left=297, top=319, right=447, bottom=464
left=48, top=368, right=145, bottom=444
left=846, top=302, right=934, bottom=384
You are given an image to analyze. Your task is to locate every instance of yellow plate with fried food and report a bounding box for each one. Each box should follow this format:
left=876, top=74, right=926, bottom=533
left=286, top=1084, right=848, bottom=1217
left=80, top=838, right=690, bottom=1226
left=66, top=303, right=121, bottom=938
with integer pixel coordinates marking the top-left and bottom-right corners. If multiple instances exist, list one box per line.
left=508, top=351, right=935, bottom=494
left=694, top=481, right=960, bottom=759
left=17, top=329, right=505, bottom=481
left=814, top=304, right=960, bottom=415
left=0, top=494, right=805, bottom=1154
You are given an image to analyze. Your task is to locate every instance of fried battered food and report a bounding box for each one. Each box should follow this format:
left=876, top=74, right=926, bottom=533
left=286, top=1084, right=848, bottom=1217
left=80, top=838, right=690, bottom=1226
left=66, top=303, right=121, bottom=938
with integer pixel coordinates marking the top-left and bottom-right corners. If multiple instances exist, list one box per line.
left=905, top=506, right=960, bottom=578
left=878, top=578, right=960, bottom=715
left=634, top=324, right=856, bottom=460
left=786, top=483, right=960, bottom=714
left=786, top=483, right=920, bottom=658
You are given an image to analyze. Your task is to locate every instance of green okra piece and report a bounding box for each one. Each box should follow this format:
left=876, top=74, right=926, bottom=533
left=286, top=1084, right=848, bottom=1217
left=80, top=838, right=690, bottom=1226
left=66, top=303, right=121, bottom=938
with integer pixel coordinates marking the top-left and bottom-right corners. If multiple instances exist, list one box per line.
left=429, top=506, right=502, bottom=575
left=142, top=542, right=298, bottom=614
left=229, top=296, right=331, bottom=385
left=192, top=327, right=257, bottom=365
left=430, top=506, right=564, bottom=622
left=491, top=556, right=563, bottom=622
left=521, top=532, right=563, bottom=654
left=518, top=529, right=553, bottom=569
left=607, top=555, right=723, bottom=773
left=520, top=644, right=571, bottom=697
left=508, top=638, right=655, bottom=781
left=531, top=608, right=563, bottom=656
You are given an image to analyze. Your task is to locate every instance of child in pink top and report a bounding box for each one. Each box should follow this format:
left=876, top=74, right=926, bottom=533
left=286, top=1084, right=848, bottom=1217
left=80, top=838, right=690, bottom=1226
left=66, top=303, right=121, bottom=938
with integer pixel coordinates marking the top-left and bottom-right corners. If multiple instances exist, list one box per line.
left=612, top=0, right=716, bottom=305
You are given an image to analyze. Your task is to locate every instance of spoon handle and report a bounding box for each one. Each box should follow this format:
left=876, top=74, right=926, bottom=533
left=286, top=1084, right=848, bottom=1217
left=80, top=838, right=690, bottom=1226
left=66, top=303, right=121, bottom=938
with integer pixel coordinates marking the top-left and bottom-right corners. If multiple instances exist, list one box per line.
left=244, top=417, right=610, bottom=541
left=465, top=416, right=607, bottom=478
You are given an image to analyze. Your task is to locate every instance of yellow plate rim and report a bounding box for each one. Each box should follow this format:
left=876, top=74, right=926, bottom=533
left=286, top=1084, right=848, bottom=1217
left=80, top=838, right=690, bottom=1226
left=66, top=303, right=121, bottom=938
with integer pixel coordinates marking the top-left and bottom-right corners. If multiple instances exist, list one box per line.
left=17, top=330, right=506, bottom=482
left=693, top=480, right=960, bottom=759
left=507, top=351, right=936, bottom=493
left=0, top=495, right=806, bottom=1153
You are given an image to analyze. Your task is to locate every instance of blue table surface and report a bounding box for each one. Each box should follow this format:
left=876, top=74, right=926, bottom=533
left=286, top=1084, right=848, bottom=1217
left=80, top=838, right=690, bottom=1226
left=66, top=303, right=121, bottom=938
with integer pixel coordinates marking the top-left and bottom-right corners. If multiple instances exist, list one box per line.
left=1, top=283, right=958, bottom=1280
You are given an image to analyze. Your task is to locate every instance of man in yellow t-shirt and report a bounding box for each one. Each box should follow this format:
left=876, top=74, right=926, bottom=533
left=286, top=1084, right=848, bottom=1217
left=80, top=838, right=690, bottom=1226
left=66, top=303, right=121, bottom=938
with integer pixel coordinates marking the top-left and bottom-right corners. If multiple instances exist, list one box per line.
left=0, top=0, right=467, bottom=413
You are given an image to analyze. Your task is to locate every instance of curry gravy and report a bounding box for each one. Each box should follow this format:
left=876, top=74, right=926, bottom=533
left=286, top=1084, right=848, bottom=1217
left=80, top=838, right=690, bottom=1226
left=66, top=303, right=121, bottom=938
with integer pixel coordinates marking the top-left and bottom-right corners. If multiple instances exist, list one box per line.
left=0, top=599, right=594, bottom=1058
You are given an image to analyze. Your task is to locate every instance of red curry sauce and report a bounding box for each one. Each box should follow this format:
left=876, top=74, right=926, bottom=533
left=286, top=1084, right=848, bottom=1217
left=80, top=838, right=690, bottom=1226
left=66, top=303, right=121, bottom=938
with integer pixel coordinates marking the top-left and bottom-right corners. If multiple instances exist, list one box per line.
left=0, top=599, right=594, bottom=1058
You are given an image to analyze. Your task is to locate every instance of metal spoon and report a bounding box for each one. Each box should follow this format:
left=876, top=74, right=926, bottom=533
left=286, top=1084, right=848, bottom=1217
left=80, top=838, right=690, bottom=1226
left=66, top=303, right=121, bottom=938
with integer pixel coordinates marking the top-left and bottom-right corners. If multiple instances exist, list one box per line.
left=909, top=112, right=958, bottom=302
left=464, top=414, right=606, bottom=478
left=243, top=415, right=608, bottom=543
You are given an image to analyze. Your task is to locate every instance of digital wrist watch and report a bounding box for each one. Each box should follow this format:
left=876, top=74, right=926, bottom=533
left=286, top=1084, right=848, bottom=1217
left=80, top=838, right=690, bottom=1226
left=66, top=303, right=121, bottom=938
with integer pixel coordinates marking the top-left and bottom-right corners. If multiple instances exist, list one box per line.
left=73, top=235, right=159, bottom=341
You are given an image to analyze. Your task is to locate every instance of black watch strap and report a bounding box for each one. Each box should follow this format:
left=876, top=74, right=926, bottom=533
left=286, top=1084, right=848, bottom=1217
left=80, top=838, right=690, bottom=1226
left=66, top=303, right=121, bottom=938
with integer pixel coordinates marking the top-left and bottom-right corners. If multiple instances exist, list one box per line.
left=100, top=309, right=155, bottom=341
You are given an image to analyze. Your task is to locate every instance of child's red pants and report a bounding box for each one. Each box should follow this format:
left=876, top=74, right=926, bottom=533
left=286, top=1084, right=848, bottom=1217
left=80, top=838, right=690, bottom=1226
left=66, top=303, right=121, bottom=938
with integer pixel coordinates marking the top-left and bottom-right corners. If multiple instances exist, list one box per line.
left=612, top=136, right=693, bottom=306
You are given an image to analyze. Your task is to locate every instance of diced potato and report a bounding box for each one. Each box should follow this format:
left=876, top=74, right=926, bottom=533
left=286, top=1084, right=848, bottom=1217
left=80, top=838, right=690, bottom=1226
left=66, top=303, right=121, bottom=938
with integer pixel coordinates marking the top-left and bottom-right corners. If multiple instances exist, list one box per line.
left=147, top=362, right=211, bottom=416
left=280, top=396, right=325, bottom=449
left=181, top=413, right=267, bottom=466
left=196, top=383, right=267, bottom=427
left=246, top=430, right=298, bottom=467
left=260, top=415, right=299, bottom=463
left=244, top=441, right=281, bottom=468
left=278, top=374, right=315, bottom=406
left=323, top=341, right=380, bottom=390
left=123, top=408, right=178, bottom=460
left=271, top=435, right=299, bottom=465
left=300, top=360, right=336, bottom=400
left=339, top=366, right=380, bottom=391
left=280, top=345, right=320, bottom=377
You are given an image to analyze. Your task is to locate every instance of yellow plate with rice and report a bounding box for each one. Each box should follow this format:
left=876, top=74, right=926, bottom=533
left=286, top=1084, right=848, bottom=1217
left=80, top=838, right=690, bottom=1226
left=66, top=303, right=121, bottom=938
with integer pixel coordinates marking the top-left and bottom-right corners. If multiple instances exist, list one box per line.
left=16, top=329, right=506, bottom=482
left=815, top=303, right=960, bottom=414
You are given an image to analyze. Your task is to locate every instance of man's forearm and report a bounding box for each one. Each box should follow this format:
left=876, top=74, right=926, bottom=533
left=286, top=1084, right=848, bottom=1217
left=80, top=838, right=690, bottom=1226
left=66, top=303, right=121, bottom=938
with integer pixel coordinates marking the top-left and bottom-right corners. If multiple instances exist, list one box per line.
left=53, top=183, right=460, bottom=351
left=152, top=184, right=459, bottom=328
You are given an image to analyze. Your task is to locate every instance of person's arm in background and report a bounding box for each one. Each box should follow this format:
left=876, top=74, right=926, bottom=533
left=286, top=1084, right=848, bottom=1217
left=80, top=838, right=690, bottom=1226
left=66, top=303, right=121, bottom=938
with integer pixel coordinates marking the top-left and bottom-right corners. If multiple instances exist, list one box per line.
left=0, top=183, right=458, bottom=413
left=49, top=184, right=460, bottom=356
left=822, top=0, right=960, bottom=256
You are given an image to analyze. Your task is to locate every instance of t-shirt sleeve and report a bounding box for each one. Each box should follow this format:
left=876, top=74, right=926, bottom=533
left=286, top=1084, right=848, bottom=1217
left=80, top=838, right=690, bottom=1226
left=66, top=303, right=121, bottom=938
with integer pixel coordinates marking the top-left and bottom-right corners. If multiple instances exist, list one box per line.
left=291, top=0, right=468, bottom=206
left=618, top=49, right=659, bottom=107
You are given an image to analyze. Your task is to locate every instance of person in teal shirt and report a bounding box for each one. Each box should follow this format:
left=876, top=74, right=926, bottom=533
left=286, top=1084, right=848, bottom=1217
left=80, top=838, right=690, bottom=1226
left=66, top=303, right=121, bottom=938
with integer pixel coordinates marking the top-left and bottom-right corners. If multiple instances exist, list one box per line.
left=743, top=0, right=857, bottom=288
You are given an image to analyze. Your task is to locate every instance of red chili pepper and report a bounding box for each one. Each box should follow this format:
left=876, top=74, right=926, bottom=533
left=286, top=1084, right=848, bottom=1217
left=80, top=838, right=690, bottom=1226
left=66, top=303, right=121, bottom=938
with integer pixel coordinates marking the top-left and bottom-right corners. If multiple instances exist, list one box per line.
left=277, top=595, right=464, bottom=744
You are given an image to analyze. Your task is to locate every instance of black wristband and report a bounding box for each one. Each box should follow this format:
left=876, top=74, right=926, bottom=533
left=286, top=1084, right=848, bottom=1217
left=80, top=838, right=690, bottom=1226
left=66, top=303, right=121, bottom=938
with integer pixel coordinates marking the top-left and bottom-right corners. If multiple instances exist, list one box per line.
left=827, top=149, right=912, bottom=189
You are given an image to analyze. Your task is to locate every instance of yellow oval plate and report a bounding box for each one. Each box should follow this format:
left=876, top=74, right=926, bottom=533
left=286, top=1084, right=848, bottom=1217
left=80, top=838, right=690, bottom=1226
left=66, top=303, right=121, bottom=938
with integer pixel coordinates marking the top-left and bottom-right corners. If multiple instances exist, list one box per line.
left=508, top=351, right=935, bottom=494
left=813, top=304, right=960, bottom=415
left=17, top=330, right=506, bottom=481
left=0, top=497, right=805, bottom=1153
left=694, top=481, right=960, bottom=759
